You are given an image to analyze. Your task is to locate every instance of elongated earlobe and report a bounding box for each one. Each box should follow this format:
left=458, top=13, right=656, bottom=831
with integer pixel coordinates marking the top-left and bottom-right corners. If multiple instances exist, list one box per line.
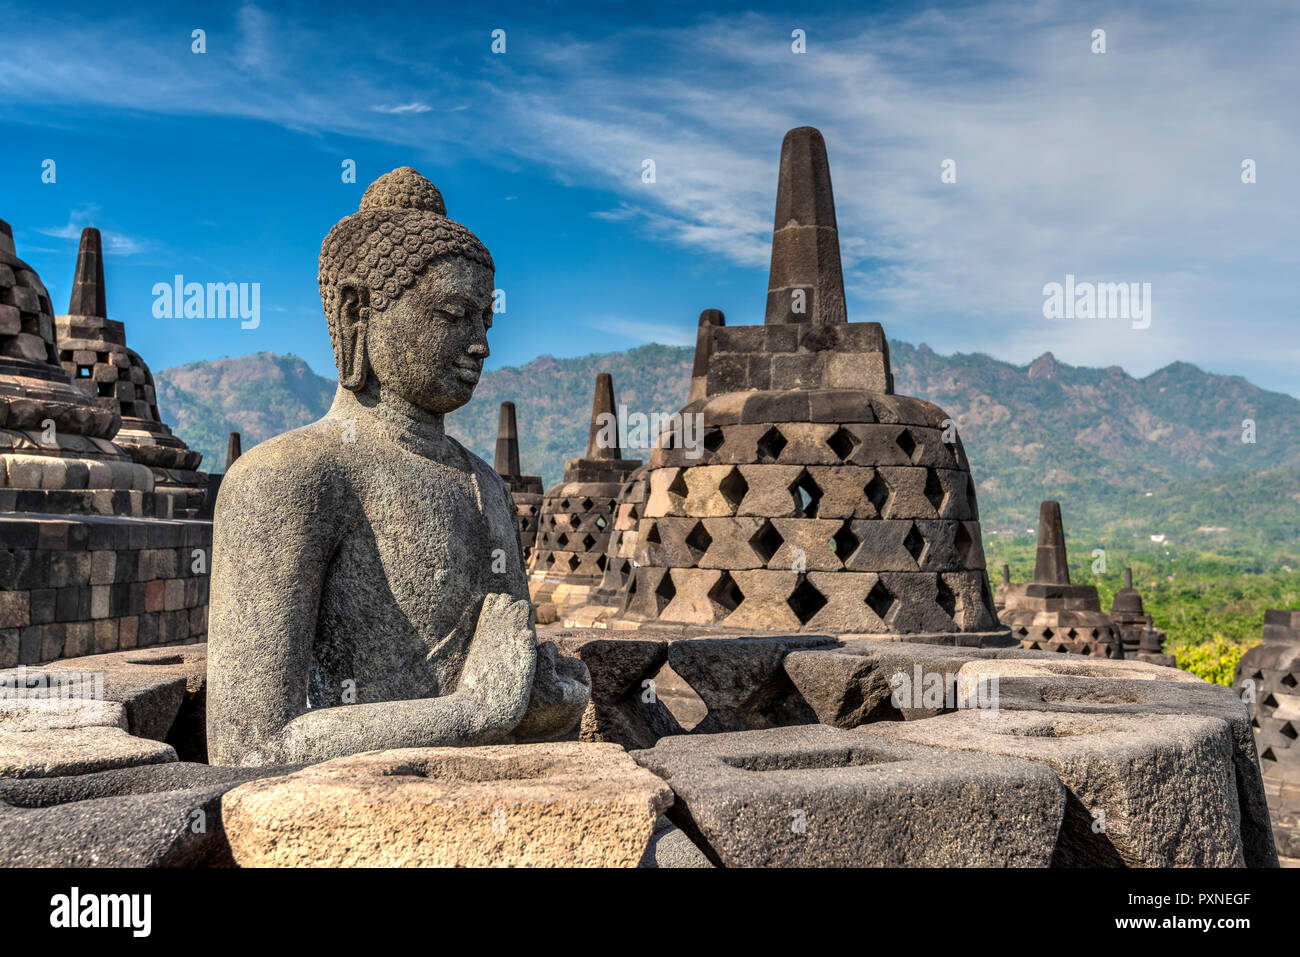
left=334, top=282, right=370, bottom=391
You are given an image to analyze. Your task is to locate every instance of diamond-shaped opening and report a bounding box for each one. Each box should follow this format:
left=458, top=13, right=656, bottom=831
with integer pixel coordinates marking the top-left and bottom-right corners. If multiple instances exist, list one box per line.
left=1066, top=628, right=1078, bottom=639
left=566, top=554, right=580, bottom=571
left=684, top=521, right=712, bottom=559
left=581, top=533, right=596, bottom=551
left=756, top=426, right=787, bottom=464
left=645, top=523, right=662, bottom=545
left=790, top=470, right=822, bottom=518
left=749, top=520, right=784, bottom=564
left=1282, top=723, right=1298, bottom=741
left=1016, top=626, right=1029, bottom=636
left=864, top=471, right=890, bottom=516
left=935, top=576, right=958, bottom=620
left=1089, top=629, right=1100, bottom=639
left=896, top=428, right=917, bottom=461
left=1263, top=693, right=1278, bottom=708
left=703, top=427, right=725, bottom=455
left=830, top=521, right=859, bottom=563
left=954, top=523, right=974, bottom=566
left=559, top=498, right=571, bottom=511
left=1042, top=628, right=1055, bottom=640
left=596, top=553, right=608, bottom=572
left=708, top=571, right=744, bottom=614
left=595, top=515, right=608, bottom=530
left=826, top=427, right=858, bottom=462
left=865, top=579, right=895, bottom=624
left=718, top=467, right=749, bottom=511
left=1282, top=673, right=1298, bottom=688
left=902, top=523, right=926, bottom=565
left=580, top=497, right=594, bottom=512
left=555, top=532, right=569, bottom=548
left=544, top=553, right=556, bottom=567
left=923, top=470, right=946, bottom=512
left=654, top=571, right=677, bottom=608
left=788, top=576, right=828, bottom=625
left=667, top=469, right=688, bottom=499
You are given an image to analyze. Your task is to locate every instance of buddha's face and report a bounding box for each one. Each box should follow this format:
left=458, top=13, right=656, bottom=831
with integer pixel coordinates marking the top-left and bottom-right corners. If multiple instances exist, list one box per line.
left=365, top=257, right=494, bottom=414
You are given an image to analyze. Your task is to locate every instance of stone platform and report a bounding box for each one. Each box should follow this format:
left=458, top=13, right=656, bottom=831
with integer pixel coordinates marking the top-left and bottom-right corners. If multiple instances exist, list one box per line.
left=0, top=631, right=1276, bottom=867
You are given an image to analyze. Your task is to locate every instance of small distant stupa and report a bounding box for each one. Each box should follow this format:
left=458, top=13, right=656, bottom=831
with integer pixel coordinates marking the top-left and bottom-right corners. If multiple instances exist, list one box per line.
left=998, top=501, right=1122, bottom=657
left=493, top=401, right=544, bottom=564
left=528, top=373, right=641, bottom=622
left=1110, top=566, right=1173, bottom=665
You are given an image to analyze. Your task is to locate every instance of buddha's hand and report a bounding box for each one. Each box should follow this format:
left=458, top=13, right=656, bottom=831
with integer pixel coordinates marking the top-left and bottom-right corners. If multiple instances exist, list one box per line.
left=457, top=592, right=537, bottom=739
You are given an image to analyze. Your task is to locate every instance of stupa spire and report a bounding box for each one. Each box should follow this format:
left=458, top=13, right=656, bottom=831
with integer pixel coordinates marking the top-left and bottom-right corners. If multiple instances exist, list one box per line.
left=1033, top=501, right=1071, bottom=585
left=67, top=227, right=107, bottom=318
left=495, top=401, right=522, bottom=478
left=585, top=373, right=620, bottom=460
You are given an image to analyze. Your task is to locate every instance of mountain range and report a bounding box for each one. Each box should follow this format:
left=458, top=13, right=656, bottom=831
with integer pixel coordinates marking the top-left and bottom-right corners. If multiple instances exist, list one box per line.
left=153, top=344, right=1300, bottom=559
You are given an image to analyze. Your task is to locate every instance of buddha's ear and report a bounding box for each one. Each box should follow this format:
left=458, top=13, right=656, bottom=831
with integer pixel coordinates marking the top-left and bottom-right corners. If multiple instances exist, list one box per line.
left=334, top=281, right=370, bottom=391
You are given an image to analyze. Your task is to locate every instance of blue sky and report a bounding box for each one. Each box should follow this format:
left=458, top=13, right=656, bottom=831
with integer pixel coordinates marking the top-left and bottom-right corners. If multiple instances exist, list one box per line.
left=1, top=0, right=1297, bottom=395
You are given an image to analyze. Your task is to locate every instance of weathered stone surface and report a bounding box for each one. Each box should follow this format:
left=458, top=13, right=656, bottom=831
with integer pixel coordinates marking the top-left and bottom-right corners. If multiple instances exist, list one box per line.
left=963, top=672, right=1277, bottom=866
left=637, top=814, right=714, bottom=868
left=876, top=709, right=1246, bottom=867
left=0, top=763, right=290, bottom=867
left=222, top=742, right=673, bottom=867
left=667, top=635, right=836, bottom=733
left=631, top=724, right=1064, bottom=866
left=552, top=634, right=683, bottom=749
left=0, top=726, right=175, bottom=778
left=0, top=696, right=127, bottom=732
left=208, top=169, right=589, bottom=765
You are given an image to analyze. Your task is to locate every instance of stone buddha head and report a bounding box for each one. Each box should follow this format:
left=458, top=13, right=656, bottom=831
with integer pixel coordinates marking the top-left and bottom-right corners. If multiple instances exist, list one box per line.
left=318, top=167, right=495, bottom=414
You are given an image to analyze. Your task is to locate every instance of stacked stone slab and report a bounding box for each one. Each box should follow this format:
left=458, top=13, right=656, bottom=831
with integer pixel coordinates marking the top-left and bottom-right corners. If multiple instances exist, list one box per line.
left=1235, top=610, right=1300, bottom=858
left=999, top=501, right=1122, bottom=657
left=614, top=128, right=1006, bottom=642
left=528, top=374, right=641, bottom=622
left=56, top=228, right=206, bottom=518
left=493, top=401, right=543, bottom=563
left=0, top=218, right=211, bottom=667
left=1110, top=566, right=1173, bottom=666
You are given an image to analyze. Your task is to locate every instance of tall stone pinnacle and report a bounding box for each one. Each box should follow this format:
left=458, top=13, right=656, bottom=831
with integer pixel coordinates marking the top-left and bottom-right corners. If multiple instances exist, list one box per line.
left=765, top=126, right=848, bottom=326
left=1124, top=567, right=1133, bottom=589
left=226, top=432, right=243, bottom=471
left=494, top=401, right=522, bottom=477
left=688, top=308, right=725, bottom=402
left=67, top=227, right=107, bottom=318
left=0, top=219, right=15, bottom=257
left=585, top=372, right=620, bottom=460
left=1033, top=501, right=1071, bottom=585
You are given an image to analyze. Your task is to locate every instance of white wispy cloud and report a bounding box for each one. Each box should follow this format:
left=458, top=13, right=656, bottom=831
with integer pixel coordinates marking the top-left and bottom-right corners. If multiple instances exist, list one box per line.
left=37, top=206, right=146, bottom=256
left=1, top=1, right=1295, bottom=389
left=371, top=102, right=433, bottom=115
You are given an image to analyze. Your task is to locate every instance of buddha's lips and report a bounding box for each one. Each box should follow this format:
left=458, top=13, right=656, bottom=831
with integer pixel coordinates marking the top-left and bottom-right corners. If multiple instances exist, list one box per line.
left=453, top=361, right=481, bottom=383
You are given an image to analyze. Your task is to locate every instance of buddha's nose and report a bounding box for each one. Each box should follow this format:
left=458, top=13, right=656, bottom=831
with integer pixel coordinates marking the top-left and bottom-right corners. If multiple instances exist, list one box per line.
left=467, top=340, right=489, bottom=359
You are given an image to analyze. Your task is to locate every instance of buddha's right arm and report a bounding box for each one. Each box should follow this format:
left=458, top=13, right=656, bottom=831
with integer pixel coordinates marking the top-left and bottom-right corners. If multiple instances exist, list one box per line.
left=205, top=449, right=347, bottom=766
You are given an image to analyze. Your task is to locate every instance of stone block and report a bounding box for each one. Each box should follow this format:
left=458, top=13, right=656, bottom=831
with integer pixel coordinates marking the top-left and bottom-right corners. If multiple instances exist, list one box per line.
left=630, top=724, right=1064, bottom=867
left=0, top=726, right=176, bottom=778
left=876, top=709, right=1247, bottom=866
left=221, top=742, right=674, bottom=867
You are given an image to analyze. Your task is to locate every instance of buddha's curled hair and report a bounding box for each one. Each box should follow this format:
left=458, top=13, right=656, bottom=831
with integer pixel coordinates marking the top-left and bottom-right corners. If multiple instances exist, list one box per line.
left=318, top=167, right=494, bottom=350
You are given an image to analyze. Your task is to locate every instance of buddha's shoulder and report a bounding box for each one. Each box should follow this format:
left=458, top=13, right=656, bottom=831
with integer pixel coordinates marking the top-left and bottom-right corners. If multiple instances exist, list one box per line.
left=220, top=418, right=353, bottom=495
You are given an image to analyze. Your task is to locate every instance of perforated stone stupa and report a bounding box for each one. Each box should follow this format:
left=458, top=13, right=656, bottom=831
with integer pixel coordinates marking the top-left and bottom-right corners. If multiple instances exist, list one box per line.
left=999, top=501, right=1121, bottom=657
left=56, top=228, right=206, bottom=517
left=1110, top=566, right=1172, bottom=665
left=494, top=401, right=543, bottom=563
left=0, top=218, right=211, bottom=668
left=1235, top=610, right=1300, bottom=859
left=528, top=373, right=641, bottom=623
left=614, top=128, right=1007, bottom=642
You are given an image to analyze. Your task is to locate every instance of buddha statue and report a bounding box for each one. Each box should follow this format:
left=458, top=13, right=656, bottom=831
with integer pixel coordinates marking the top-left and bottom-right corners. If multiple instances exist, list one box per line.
left=206, top=168, right=590, bottom=766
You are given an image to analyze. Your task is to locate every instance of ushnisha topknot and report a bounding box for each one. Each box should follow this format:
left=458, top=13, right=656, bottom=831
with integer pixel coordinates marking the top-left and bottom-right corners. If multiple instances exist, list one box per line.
left=318, top=167, right=494, bottom=328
